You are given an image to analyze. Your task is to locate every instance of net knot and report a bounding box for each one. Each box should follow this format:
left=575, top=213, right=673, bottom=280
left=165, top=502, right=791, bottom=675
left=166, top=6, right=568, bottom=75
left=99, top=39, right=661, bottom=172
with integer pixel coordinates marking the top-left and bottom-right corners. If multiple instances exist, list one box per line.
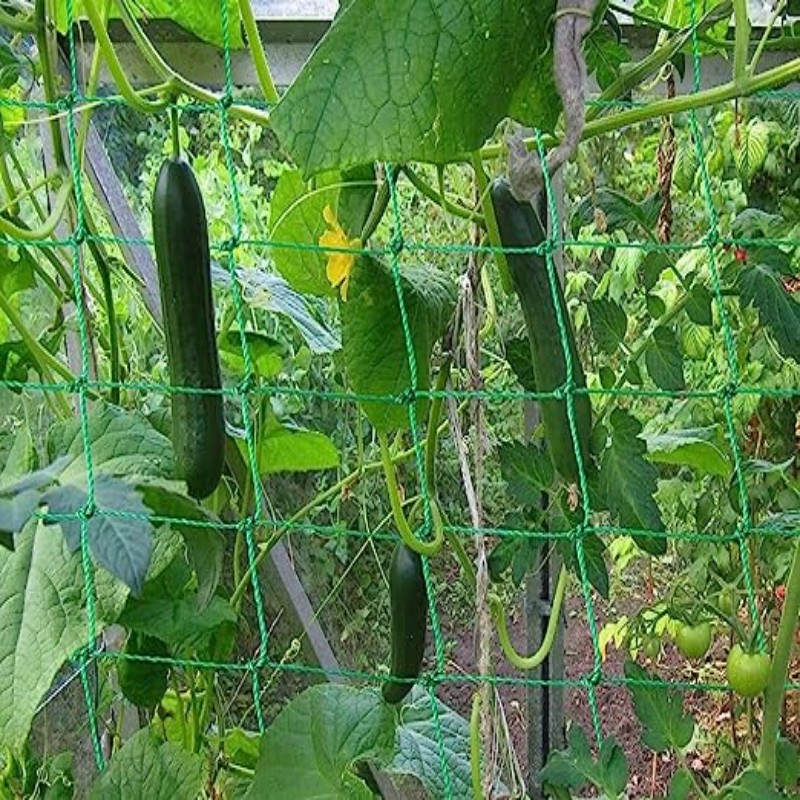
left=72, top=226, right=86, bottom=246
left=398, top=387, right=416, bottom=406
left=70, top=376, right=87, bottom=393
left=704, top=230, right=720, bottom=249
left=57, top=93, right=77, bottom=112
left=80, top=501, right=96, bottom=520
left=554, top=379, right=574, bottom=400
left=721, top=381, right=738, bottom=401
left=219, top=94, right=234, bottom=110
left=238, top=373, right=256, bottom=394
left=588, top=666, right=602, bottom=687
left=220, top=235, right=240, bottom=253
left=389, top=233, right=405, bottom=257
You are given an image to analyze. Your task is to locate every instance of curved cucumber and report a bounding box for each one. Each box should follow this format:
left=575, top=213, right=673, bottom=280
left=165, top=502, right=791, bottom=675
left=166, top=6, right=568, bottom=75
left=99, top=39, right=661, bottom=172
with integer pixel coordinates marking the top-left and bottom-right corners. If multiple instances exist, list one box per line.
left=490, top=179, right=591, bottom=485
left=382, top=542, right=428, bottom=705
left=153, top=158, right=224, bottom=499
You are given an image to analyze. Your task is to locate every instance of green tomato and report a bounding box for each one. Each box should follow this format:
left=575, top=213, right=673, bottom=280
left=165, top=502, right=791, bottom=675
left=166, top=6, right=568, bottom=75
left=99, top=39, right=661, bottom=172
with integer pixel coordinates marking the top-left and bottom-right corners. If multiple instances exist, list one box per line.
left=718, top=588, right=737, bottom=617
left=726, top=645, right=771, bottom=698
left=675, top=621, right=712, bottom=660
left=642, top=634, right=661, bottom=661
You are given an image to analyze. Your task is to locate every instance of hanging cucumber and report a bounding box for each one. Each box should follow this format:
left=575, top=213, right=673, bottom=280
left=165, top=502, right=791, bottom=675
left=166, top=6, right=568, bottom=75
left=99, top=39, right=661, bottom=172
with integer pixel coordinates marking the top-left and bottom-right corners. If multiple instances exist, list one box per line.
left=490, top=179, right=591, bottom=486
left=153, top=156, right=225, bottom=500
left=382, top=542, right=428, bottom=705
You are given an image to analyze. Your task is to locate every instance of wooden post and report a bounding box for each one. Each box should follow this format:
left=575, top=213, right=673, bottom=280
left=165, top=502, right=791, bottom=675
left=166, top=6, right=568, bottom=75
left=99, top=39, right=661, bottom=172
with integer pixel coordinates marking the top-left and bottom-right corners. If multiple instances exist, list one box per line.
left=525, top=171, right=566, bottom=798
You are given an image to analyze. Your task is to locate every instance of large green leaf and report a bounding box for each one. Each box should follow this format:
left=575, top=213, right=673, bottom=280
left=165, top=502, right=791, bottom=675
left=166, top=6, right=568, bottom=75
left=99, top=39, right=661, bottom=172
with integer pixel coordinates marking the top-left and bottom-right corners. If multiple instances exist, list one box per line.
left=585, top=27, right=630, bottom=90
left=342, top=257, right=455, bottom=432
left=387, top=687, right=510, bottom=799
left=268, top=168, right=339, bottom=297
left=246, top=685, right=396, bottom=799
left=55, top=1, right=243, bottom=48
left=258, top=420, right=340, bottom=474
left=119, top=595, right=236, bottom=653
left=50, top=404, right=173, bottom=484
left=599, top=410, right=666, bottom=555
left=89, top=728, right=204, bottom=800
left=726, top=769, right=785, bottom=800
left=42, top=476, right=153, bottom=596
left=645, top=425, right=731, bottom=478
left=271, top=0, right=558, bottom=176
left=0, top=520, right=128, bottom=749
left=624, top=662, right=694, bottom=752
left=739, top=261, right=800, bottom=362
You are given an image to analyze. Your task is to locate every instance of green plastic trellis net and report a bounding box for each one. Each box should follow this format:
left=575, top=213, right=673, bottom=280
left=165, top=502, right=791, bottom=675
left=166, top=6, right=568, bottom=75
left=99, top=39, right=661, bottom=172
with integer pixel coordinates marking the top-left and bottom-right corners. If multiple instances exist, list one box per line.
left=0, top=0, right=798, bottom=796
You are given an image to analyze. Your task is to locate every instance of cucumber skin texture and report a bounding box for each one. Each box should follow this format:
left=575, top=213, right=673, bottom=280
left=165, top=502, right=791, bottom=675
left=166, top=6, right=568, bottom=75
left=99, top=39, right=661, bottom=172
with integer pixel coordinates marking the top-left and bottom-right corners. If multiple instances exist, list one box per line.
left=490, top=179, right=591, bottom=485
left=383, top=543, right=428, bottom=705
left=153, top=158, right=224, bottom=500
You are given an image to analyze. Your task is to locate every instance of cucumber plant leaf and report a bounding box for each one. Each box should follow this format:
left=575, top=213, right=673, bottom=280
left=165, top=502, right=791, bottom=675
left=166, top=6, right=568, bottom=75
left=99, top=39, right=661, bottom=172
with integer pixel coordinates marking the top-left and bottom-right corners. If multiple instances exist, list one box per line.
left=246, top=685, right=396, bottom=800
left=272, top=0, right=559, bottom=177
left=88, top=728, right=204, bottom=800
left=53, top=1, right=244, bottom=48
left=0, top=519, right=129, bottom=750
left=598, top=409, right=666, bottom=555
left=268, top=168, right=340, bottom=297
left=624, top=661, right=695, bottom=752
left=342, top=256, right=455, bottom=432
left=499, top=440, right=555, bottom=506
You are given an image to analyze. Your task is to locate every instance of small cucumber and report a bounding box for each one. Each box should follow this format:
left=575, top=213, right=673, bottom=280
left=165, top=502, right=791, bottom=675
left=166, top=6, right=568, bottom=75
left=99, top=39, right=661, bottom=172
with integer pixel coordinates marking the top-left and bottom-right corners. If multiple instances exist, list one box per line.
left=490, top=179, right=591, bottom=485
left=153, top=157, right=225, bottom=500
left=382, top=543, right=428, bottom=705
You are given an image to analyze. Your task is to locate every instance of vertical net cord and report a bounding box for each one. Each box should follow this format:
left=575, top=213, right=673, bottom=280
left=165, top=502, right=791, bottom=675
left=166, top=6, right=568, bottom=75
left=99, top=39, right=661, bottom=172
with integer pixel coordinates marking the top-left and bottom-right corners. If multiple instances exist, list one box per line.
left=534, top=131, right=605, bottom=748
left=687, top=0, right=764, bottom=652
left=384, top=163, right=454, bottom=797
left=62, top=0, right=104, bottom=772
left=218, top=0, right=270, bottom=734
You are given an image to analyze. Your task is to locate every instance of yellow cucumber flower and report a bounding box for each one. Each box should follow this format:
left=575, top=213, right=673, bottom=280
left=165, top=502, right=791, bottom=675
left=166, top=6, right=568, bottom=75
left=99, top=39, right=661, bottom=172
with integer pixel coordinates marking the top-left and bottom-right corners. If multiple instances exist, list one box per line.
left=319, top=205, right=360, bottom=301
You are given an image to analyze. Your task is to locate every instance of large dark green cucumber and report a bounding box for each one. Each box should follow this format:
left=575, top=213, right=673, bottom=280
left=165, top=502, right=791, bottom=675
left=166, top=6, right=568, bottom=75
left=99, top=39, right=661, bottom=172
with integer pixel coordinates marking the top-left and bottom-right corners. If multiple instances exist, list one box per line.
left=490, top=179, right=591, bottom=485
left=153, top=158, right=224, bottom=500
left=382, top=542, right=428, bottom=705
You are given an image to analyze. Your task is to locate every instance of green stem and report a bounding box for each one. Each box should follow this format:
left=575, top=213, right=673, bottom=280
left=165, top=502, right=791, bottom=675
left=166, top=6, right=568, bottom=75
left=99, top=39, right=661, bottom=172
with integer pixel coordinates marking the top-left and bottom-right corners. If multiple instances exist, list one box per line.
left=361, top=172, right=392, bottom=241
left=490, top=566, right=568, bottom=670
left=170, top=105, right=181, bottom=159
left=0, top=172, right=56, bottom=217
left=588, top=1, right=733, bottom=124
left=171, top=678, right=189, bottom=749
left=404, top=166, right=485, bottom=226
left=480, top=56, right=800, bottom=160
left=733, top=0, right=751, bottom=87
left=87, top=236, right=120, bottom=404
left=114, top=0, right=271, bottom=128
left=479, top=258, right=497, bottom=338
left=676, top=750, right=709, bottom=800
left=425, top=357, right=452, bottom=495
left=187, top=670, right=201, bottom=753
left=0, top=175, right=73, bottom=241
left=470, top=693, right=485, bottom=800
left=238, top=0, right=279, bottom=104
left=35, top=0, right=67, bottom=169
left=83, top=0, right=169, bottom=115
left=759, top=540, right=800, bottom=781
left=7, top=147, right=47, bottom=221
left=76, top=0, right=109, bottom=168
left=0, top=149, right=19, bottom=215
left=470, top=153, right=512, bottom=294
left=749, top=0, right=787, bottom=77
left=0, top=289, right=74, bottom=385
left=378, top=432, right=444, bottom=557
left=0, top=6, right=36, bottom=32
